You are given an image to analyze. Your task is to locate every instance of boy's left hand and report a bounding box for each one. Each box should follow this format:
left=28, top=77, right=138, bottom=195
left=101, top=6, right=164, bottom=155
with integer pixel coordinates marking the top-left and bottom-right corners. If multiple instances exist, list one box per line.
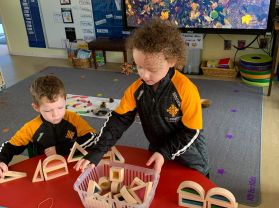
left=146, top=152, right=164, bottom=174
left=44, top=146, right=57, bottom=157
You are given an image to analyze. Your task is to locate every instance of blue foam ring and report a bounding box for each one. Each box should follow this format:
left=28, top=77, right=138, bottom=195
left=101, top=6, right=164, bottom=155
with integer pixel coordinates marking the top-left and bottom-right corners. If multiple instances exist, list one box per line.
left=240, top=62, right=272, bottom=71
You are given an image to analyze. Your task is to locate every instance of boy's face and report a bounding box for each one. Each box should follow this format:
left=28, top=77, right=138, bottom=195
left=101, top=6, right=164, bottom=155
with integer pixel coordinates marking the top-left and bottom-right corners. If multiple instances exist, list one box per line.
left=32, top=96, right=66, bottom=124
left=133, top=48, right=175, bottom=86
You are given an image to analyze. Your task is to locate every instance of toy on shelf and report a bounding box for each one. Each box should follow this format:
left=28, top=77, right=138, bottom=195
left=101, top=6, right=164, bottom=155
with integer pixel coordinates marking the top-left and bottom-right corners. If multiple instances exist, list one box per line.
left=121, top=62, right=136, bottom=75
left=177, top=181, right=238, bottom=208
left=0, top=170, right=27, bottom=184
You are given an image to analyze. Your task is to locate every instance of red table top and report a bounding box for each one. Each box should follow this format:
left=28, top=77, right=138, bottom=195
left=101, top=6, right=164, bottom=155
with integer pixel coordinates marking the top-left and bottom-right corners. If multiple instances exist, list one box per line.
left=0, top=145, right=215, bottom=207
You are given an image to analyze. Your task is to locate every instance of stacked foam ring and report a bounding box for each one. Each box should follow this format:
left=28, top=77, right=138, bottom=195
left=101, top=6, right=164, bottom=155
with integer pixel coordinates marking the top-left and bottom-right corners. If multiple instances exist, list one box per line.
left=239, top=54, right=272, bottom=87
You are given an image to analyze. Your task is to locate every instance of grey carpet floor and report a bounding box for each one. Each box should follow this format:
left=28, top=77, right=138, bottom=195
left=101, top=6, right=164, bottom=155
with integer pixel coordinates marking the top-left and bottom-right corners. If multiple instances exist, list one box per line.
left=0, top=66, right=263, bottom=206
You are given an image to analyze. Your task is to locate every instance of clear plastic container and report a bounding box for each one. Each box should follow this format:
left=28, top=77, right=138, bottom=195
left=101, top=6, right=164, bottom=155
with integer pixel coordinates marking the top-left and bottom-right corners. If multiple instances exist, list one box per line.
left=74, top=162, right=160, bottom=208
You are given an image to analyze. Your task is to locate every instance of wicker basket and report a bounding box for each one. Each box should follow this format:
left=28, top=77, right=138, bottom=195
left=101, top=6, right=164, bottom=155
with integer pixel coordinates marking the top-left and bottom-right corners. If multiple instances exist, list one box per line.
left=72, top=58, right=92, bottom=69
left=201, top=61, right=237, bottom=78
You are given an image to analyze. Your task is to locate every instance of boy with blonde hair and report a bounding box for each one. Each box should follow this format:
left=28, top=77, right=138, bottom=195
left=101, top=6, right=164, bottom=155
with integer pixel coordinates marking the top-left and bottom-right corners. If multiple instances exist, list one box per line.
left=0, top=75, right=96, bottom=178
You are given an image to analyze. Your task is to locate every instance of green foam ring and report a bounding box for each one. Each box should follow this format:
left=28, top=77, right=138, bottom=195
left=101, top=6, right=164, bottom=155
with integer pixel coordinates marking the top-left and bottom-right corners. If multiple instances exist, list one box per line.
left=239, top=68, right=271, bottom=75
left=242, top=77, right=270, bottom=87
left=240, top=53, right=272, bottom=64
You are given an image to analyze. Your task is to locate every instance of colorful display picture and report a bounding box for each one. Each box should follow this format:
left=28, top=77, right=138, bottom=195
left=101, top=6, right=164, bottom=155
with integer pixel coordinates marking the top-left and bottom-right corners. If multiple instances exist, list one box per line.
left=66, top=94, right=120, bottom=119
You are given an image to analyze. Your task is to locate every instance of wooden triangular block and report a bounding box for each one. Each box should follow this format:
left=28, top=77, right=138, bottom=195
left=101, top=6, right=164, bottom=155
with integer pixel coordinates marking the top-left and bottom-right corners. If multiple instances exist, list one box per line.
left=128, top=182, right=153, bottom=204
left=111, top=146, right=125, bottom=163
left=32, top=159, right=44, bottom=182
left=67, top=142, right=88, bottom=163
left=87, top=180, right=102, bottom=195
left=0, top=171, right=27, bottom=184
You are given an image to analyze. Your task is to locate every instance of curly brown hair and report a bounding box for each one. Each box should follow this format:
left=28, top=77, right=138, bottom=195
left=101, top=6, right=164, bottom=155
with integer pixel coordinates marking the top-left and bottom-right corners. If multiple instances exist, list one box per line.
left=126, top=18, right=187, bottom=69
left=30, top=75, right=66, bottom=105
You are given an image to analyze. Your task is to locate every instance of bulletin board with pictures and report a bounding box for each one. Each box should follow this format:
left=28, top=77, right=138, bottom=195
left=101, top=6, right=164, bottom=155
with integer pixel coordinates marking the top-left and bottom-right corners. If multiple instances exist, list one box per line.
left=38, top=0, right=96, bottom=48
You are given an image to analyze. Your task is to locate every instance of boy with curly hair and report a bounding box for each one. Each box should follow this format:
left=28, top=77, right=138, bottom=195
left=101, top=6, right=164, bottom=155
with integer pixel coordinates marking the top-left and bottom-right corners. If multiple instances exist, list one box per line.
left=75, top=19, right=209, bottom=176
left=0, top=75, right=97, bottom=178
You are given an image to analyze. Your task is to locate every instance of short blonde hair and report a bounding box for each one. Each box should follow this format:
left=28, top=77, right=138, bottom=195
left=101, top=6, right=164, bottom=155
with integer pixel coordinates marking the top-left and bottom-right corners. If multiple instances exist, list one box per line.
left=126, top=18, right=187, bottom=69
left=30, top=75, right=66, bottom=105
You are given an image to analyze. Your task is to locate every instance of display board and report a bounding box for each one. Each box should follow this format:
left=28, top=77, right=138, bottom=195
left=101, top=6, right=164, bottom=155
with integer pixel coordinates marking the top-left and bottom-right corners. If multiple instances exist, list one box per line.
left=38, top=0, right=95, bottom=48
left=19, top=0, right=46, bottom=48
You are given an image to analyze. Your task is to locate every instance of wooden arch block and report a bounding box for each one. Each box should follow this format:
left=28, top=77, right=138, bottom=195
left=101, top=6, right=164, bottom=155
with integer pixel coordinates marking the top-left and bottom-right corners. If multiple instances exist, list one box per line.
left=32, top=159, right=44, bottom=182
left=205, top=187, right=238, bottom=208
left=0, top=171, right=27, bottom=184
left=42, top=154, right=68, bottom=181
left=67, top=142, right=88, bottom=163
left=177, top=181, right=206, bottom=208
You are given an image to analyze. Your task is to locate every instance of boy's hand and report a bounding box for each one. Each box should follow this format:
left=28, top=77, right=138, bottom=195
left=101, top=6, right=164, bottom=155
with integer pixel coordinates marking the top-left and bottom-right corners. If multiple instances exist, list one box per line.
left=0, top=162, right=8, bottom=179
left=74, top=158, right=95, bottom=172
left=44, top=146, right=57, bottom=157
left=146, top=152, right=164, bottom=174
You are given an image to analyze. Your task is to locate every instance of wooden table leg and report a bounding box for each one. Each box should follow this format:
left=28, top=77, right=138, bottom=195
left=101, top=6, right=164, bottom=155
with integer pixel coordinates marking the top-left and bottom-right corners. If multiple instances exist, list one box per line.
left=123, top=51, right=127, bottom=63
left=92, top=50, right=98, bottom=69
left=103, top=51, right=107, bottom=63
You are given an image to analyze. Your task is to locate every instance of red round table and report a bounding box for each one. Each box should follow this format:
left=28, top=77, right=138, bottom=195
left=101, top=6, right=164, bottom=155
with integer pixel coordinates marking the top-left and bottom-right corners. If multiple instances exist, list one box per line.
left=0, top=145, right=215, bottom=207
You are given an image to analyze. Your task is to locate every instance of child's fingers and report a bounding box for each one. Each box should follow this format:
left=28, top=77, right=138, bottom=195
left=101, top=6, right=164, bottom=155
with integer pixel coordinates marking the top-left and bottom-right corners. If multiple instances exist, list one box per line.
left=146, top=155, right=155, bottom=166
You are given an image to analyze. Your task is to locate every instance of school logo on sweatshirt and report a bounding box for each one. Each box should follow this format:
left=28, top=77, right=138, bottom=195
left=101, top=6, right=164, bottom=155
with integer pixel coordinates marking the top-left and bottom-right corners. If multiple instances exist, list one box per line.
left=167, top=104, right=179, bottom=117
left=66, top=130, right=75, bottom=139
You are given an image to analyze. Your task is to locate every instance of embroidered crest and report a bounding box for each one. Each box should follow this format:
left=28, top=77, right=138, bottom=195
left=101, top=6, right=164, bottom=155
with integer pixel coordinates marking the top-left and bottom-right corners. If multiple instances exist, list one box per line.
left=66, top=130, right=75, bottom=139
left=167, top=104, right=179, bottom=117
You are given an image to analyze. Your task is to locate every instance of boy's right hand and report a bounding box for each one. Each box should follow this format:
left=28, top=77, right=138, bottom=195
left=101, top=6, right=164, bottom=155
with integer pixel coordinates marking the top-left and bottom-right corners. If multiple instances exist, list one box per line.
left=74, top=158, right=95, bottom=172
left=0, top=162, right=8, bottom=179
left=44, top=146, right=57, bottom=157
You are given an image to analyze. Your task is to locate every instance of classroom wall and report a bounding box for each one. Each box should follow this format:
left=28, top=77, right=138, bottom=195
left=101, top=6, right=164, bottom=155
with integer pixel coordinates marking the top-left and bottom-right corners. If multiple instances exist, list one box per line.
left=0, top=1, right=269, bottom=63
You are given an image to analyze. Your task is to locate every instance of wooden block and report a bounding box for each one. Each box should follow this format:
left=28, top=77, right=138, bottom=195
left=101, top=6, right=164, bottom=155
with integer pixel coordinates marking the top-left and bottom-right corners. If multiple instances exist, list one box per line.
left=42, top=154, right=68, bottom=181
left=67, top=142, right=88, bottom=163
left=128, top=182, right=153, bottom=204
left=111, top=181, right=121, bottom=194
left=111, top=146, right=125, bottom=163
left=100, top=151, right=112, bottom=164
left=87, top=180, right=102, bottom=195
left=130, top=177, right=145, bottom=188
left=206, top=187, right=238, bottom=208
left=109, top=166, right=124, bottom=183
left=32, top=159, right=44, bottom=182
left=177, top=181, right=206, bottom=208
left=113, top=193, right=126, bottom=202
left=102, top=191, right=112, bottom=199
left=98, top=176, right=111, bottom=191
left=120, top=185, right=138, bottom=204
left=0, top=171, right=27, bottom=184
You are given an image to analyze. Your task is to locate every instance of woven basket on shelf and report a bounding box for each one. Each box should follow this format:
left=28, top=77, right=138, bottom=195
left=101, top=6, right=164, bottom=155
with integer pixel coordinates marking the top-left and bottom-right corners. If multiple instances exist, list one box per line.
left=201, top=61, right=237, bottom=78
left=72, top=58, right=92, bottom=69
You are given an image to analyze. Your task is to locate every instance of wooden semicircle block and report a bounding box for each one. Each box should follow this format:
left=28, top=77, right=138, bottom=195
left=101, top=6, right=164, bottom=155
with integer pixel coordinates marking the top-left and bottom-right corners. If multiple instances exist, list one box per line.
left=177, top=181, right=206, bottom=208
left=42, top=154, right=68, bottom=181
left=32, top=159, right=44, bottom=182
left=205, top=187, right=238, bottom=208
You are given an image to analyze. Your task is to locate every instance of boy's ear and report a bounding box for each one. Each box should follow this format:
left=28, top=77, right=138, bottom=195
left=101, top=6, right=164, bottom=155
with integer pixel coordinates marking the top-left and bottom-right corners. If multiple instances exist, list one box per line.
left=32, top=103, right=40, bottom=112
left=168, top=58, right=177, bottom=67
